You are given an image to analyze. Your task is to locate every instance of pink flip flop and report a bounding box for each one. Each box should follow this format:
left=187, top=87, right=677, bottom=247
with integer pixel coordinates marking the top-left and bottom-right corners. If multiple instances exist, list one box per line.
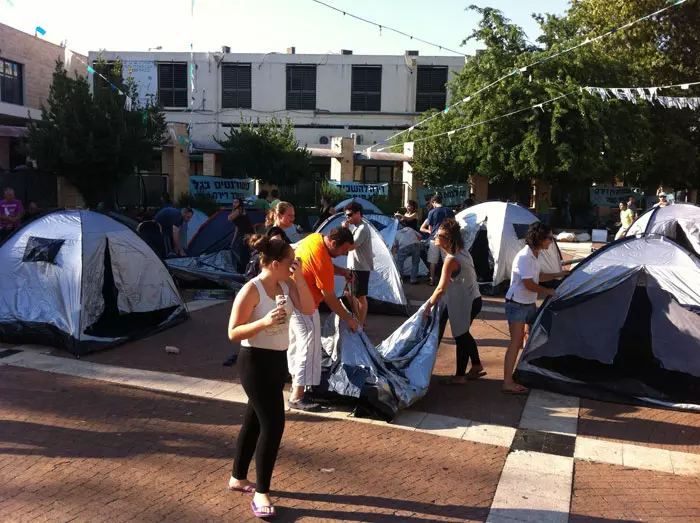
left=227, top=483, right=255, bottom=494
left=251, top=500, right=276, bottom=518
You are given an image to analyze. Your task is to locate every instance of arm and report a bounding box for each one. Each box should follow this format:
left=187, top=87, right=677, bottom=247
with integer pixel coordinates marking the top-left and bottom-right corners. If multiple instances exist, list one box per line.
left=424, top=257, right=458, bottom=317
left=172, top=225, right=182, bottom=253
left=420, top=220, right=430, bottom=234
left=539, top=271, right=569, bottom=282
left=321, top=289, right=358, bottom=330
left=522, top=278, right=555, bottom=297
left=333, top=264, right=351, bottom=278
left=228, top=283, right=283, bottom=341
left=289, top=261, right=315, bottom=315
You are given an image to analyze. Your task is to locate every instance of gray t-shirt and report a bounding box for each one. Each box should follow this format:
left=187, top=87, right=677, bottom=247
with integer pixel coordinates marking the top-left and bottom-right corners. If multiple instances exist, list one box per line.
left=347, top=222, right=374, bottom=271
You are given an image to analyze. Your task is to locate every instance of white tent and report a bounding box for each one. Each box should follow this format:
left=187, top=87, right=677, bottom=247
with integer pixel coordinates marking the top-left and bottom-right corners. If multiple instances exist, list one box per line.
left=626, top=203, right=700, bottom=257
left=0, top=211, right=188, bottom=356
left=455, top=202, right=562, bottom=288
left=335, top=197, right=384, bottom=215
left=316, top=214, right=409, bottom=315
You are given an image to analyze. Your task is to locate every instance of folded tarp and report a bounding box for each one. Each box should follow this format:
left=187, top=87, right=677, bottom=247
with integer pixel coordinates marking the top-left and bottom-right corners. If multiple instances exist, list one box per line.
left=166, top=250, right=245, bottom=290
left=311, top=301, right=444, bottom=421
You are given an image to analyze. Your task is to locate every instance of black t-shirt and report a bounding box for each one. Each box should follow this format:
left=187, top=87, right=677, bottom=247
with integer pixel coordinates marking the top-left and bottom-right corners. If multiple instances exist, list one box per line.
left=232, top=213, right=254, bottom=236
left=402, top=217, right=418, bottom=230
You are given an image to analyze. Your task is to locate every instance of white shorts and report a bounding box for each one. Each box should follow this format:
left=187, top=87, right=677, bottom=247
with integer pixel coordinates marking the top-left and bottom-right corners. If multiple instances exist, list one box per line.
left=288, top=309, right=322, bottom=387
left=427, top=241, right=446, bottom=265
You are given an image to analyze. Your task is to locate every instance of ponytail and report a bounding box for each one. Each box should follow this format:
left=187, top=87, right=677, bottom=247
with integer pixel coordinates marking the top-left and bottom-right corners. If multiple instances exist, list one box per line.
left=247, top=234, right=292, bottom=267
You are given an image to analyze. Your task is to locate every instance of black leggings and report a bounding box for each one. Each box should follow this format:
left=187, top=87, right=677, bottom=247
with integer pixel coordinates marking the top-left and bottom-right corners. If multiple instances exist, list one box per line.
left=231, top=346, right=288, bottom=494
left=438, top=297, right=483, bottom=376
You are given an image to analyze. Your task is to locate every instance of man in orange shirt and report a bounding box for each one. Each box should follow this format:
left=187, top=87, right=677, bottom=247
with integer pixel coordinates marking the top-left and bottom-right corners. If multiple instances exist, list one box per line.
left=288, top=227, right=359, bottom=411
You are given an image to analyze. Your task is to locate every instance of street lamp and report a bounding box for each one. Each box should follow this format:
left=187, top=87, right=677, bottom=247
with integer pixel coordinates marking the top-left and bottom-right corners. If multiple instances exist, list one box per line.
left=148, top=46, right=162, bottom=51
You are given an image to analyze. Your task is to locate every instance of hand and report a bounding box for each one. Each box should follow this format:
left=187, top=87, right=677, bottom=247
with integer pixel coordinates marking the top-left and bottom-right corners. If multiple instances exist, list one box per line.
left=342, top=220, right=350, bottom=228
left=347, top=318, right=359, bottom=332
left=546, top=288, right=556, bottom=297
left=263, top=306, right=287, bottom=328
left=290, top=257, right=303, bottom=279
left=177, top=248, right=186, bottom=257
left=560, top=270, right=571, bottom=278
left=422, top=303, right=432, bottom=321
left=345, top=270, right=354, bottom=282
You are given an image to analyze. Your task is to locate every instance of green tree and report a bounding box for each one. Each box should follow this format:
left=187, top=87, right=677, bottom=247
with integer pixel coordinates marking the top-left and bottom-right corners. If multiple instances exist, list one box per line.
left=217, top=116, right=311, bottom=186
left=26, top=59, right=167, bottom=207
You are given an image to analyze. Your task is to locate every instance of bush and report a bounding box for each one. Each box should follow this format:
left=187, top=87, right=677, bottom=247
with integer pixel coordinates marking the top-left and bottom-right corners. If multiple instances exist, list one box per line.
left=177, top=192, right=220, bottom=216
left=319, top=182, right=348, bottom=205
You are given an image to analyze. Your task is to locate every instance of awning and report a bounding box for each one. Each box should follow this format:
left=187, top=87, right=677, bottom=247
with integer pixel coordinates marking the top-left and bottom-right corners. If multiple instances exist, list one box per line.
left=0, top=125, right=28, bottom=138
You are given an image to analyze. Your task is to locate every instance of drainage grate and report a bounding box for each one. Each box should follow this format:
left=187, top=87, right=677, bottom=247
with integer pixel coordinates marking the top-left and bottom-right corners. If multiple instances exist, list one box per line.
left=510, top=428, right=576, bottom=458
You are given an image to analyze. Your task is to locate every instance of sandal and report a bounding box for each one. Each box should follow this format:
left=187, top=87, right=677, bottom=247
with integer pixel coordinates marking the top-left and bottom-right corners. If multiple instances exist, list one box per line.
left=466, top=370, right=487, bottom=380
left=227, top=482, right=256, bottom=494
left=251, top=500, right=276, bottom=518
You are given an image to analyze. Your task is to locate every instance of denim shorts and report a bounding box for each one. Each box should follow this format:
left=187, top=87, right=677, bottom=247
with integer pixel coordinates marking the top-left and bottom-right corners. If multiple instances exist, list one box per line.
left=504, top=300, right=538, bottom=325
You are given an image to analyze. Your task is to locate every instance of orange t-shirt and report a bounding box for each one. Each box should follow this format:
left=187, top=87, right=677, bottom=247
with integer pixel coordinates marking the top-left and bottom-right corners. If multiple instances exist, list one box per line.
left=294, top=233, right=335, bottom=309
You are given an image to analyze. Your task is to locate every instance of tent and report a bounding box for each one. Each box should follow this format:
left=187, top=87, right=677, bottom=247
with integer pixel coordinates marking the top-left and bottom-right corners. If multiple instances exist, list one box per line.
left=455, top=202, right=562, bottom=291
left=514, top=235, right=700, bottom=410
left=311, top=302, right=444, bottom=421
left=316, top=214, right=410, bottom=315
left=0, top=210, right=188, bottom=356
left=180, top=208, right=209, bottom=247
left=626, top=203, right=700, bottom=257
left=335, top=197, right=384, bottom=215
left=166, top=250, right=245, bottom=290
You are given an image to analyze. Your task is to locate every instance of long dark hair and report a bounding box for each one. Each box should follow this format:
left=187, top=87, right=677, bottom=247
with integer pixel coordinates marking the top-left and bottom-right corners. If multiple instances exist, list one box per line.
left=438, top=218, right=464, bottom=254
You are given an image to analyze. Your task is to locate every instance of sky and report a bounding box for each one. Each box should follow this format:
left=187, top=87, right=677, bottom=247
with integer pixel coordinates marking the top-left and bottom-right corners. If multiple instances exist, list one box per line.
left=0, top=0, right=570, bottom=57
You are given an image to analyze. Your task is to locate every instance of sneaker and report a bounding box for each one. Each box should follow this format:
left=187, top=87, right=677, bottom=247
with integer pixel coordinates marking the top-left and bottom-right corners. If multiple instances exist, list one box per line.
left=287, top=398, right=321, bottom=412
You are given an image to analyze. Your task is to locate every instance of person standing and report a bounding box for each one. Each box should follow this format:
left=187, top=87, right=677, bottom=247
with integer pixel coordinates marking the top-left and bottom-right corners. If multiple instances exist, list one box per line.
left=615, top=201, right=635, bottom=240
left=627, top=196, right=638, bottom=218
left=393, top=225, right=423, bottom=285
left=229, top=198, right=255, bottom=272
left=268, top=189, right=281, bottom=209
left=655, top=192, right=670, bottom=208
left=423, top=219, right=484, bottom=383
left=536, top=191, right=551, bottom=225
left=313, top=196, right=335, bottom=230
left=227, top=235, right=314, bottom=518
left=0, top=187, right=24, bottom=243
left=251, top=190, right=271, bottom=211
left=343, top=202, right=373, bottom=328
left=395, top=200, right=419, bottom=230
left=288, top=227, right=359, bottom=411
left=153, top=206, right=193, bottom=256
left=503, top=223, right=569, bottom=394
left=264, top=201, right=295, bottom=243
left=421, top=194, right=454, bottom=286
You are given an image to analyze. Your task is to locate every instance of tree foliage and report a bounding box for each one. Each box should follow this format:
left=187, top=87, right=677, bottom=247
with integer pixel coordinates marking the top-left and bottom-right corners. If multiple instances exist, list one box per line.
left=409, top=2, right=700, bottom=190
left=26, top=59, right=167, bottom=207
left=217, top=116, right=311, bottom=186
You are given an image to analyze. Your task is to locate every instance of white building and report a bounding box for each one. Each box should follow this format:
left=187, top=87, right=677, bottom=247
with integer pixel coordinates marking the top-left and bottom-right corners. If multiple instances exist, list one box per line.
left=87, top=48, right=465, bottom=184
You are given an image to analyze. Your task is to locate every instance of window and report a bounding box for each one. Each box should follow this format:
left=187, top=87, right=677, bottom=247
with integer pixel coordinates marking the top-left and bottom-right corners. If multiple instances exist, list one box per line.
left=363, top=166, right=378, bottom=183
left=158, top=63, right=188, bottom=108
left=92, top=61, right=119, bottom=96
left=23, top=237, right=65, bottom=264
left=416, top=66, right=448, bottom=112
left=378, top=166, right=393, bottom=182
left=286, top=65, right=316, bottom=110
left=0, top=59, right=23, bottom=105
left=222, top=64, right=252, bottom=109
left=351, top=66, right=381, bottom=112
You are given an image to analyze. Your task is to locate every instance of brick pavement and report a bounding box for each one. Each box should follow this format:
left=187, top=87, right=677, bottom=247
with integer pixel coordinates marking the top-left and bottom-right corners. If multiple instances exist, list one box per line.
left=570, top=460, right=700, bottom=522
left=0, top=366, right=508, bottom=523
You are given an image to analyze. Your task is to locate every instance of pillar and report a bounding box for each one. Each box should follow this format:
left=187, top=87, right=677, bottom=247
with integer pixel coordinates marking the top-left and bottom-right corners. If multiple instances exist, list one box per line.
left=469, top=174, right=488, bottom=203
left=0, top=138, right=9, bottom=170
left=163, top=123, right=190, bottom=201
left=330, top=137, right=355, bottom=182
left=203, top=153, right=217, bottom=177
left=402, top=142, right=420, bottom=206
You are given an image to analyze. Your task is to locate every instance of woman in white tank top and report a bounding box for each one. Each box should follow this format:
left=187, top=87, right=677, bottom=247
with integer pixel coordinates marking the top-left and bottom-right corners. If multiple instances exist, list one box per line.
left=226, top=234, right=314, bottom=518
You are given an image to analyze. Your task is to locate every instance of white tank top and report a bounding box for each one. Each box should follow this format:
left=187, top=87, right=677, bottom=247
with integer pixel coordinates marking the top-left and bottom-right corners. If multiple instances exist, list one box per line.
left=241, top=278, right=293, bottom=351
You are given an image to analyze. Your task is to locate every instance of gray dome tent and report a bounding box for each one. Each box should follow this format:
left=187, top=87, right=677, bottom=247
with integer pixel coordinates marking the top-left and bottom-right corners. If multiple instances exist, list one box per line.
left=335, top=197, right=384, bottom=215
left=626, top=203, right=700, bottom=257
left=0, top=210, right=188, bottom=356
left=316, top=214, right=409, bottom=315
left=515, top=235, right=700, bottom=410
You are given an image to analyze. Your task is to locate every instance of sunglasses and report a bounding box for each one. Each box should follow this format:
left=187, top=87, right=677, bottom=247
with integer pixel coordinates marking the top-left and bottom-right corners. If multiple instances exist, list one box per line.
left=345, top=212, right=354, bottom=218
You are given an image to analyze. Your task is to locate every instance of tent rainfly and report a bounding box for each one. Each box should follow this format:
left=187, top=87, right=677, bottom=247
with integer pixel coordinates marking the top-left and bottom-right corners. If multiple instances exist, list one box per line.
left=455, top=202, right=562, bottom=290
left=315, top=214, right=410, bottom=315
left=335, top=197, right=384, bottom=215
left=0, top=210, right=188, bottom=356
left=515, top=235, right=700, bottom=411
left=626, top=203, right=700, bottom=258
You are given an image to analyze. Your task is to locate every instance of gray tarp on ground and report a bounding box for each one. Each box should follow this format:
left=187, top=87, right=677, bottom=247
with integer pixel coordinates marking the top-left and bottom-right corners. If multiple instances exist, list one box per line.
left=516, top=235, right=700, bottom=410
left=626, top=203, right=700, bottom=257
left=166, top=251, right=244, bottom=290
left=316, top=301, right=444, bottom=420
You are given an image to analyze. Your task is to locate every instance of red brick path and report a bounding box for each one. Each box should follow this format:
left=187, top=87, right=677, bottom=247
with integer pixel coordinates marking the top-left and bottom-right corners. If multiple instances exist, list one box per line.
left=0, top=366, right=507, bottom=522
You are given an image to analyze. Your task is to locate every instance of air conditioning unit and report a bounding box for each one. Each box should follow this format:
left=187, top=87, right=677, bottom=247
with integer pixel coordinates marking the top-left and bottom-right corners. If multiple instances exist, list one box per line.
left=319, top=136, right=329, bottom=145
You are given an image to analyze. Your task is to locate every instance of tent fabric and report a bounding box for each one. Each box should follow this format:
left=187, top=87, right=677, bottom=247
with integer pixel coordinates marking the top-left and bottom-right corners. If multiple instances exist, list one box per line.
left=166, top=251, right=245, bottom=290
left=311, top=301, right=444, bottom=420
left=455, top=202, right=562, bottom=287
left=335, top=197, right=384, bottom=215
left=0, top=210, right=188, bottom=356
left=626, top=203, right=700, bottom=257
left=181, top=209, right=209, bottom=247
left=316, top=214, right=410, bottom=315
left=515, top=235, right=700, bottom=410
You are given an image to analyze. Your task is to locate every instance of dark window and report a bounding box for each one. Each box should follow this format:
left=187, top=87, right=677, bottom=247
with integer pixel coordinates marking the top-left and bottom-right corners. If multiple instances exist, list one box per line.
left=378, top=166, right=393, bottom=183
left=0, top=58, right=23, bottom=105
left=363, top=166, right=378, bottom=182
left=222, top=64, right=252, bottom=109
left=23, top=237, right=65, bottom=264
left=158, top=63, right=188, bottom=108
left=286, top=65, right=316, bottom=110
left=351, top=66, right=381, bottom=112
left=416, top=66, right=448, bottom=112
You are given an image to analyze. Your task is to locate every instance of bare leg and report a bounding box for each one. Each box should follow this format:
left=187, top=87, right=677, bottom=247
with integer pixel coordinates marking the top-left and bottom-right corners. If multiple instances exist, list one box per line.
left=289, top=385, right=305, bottom=403
left=503, top=321, right=528, bottom=393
